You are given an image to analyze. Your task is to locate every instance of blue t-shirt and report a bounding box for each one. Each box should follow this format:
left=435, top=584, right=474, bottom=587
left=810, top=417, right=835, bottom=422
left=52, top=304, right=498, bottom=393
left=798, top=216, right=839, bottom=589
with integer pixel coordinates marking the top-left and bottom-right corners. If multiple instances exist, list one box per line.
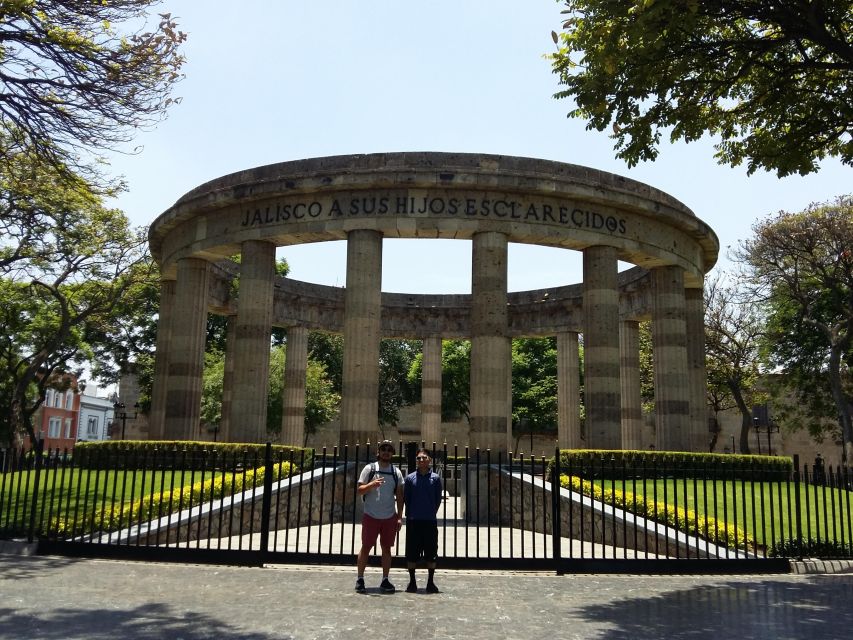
left=404, top=470, right=442, bottom=521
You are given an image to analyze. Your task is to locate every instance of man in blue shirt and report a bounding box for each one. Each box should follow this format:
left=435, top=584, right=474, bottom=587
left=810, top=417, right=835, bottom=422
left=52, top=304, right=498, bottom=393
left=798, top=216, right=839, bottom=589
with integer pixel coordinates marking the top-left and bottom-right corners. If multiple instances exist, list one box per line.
left=403, top=447, right=443, bottom=593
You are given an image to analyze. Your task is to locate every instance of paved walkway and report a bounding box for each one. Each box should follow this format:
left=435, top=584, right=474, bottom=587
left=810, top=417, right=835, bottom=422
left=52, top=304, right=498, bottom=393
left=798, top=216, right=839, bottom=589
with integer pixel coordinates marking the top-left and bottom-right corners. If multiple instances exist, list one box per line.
left=2, top=553, right=853, bottom=639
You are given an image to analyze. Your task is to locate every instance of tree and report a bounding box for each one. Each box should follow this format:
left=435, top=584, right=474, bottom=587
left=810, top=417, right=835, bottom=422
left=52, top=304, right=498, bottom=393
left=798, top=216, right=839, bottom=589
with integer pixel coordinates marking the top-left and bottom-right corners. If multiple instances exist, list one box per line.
left=551, top=1, right=853, bottom=176
left=0, top=1, right=186, bottom=183
left=200, top=344, right=339, bottom=441
left=704, top=274, right=766, bottom=454
left=302, top=360, right=340, bottom=444
left=737, top=196, right=853, bottom=461
left=378, top=339, right=421, bottom=426
left=0, top=199, right=151, bottom=446
left=511, top=337, right=558, bottom=449
left=308, top=332, right=344, bottom=394
left=407, top=340, right=471, bottom=421
left=308, top=333, right=419, bottom=426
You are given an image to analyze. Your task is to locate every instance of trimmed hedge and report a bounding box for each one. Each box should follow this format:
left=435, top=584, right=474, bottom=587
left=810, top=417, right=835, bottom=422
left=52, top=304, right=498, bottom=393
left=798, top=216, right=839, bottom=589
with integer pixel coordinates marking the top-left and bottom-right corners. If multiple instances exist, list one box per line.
left=560, top=473, right=754, bottom=551
left=72, top=440, right=314, bottom=471
left=549, top=449, right=793, bottom=481
left=769, top=538, right=851, bottom=559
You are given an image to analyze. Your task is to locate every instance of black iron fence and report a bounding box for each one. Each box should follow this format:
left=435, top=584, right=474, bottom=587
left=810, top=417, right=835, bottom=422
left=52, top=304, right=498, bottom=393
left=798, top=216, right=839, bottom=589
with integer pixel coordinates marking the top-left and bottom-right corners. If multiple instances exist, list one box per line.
left=1, top=442, right=850, bottom=572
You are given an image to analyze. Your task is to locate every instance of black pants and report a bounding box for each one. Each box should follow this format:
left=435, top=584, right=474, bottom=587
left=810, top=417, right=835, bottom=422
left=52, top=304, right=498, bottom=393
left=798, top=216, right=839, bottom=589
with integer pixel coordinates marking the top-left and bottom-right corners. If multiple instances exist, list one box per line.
left=405, top=520, right=438, bottom=563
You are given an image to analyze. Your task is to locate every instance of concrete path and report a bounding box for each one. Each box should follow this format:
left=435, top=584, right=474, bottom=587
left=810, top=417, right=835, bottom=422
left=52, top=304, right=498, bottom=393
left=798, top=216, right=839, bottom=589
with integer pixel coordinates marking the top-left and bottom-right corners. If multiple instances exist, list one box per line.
left=189, top=495, right=665, bottom=560
left=2, top=553, right=853, bottom=639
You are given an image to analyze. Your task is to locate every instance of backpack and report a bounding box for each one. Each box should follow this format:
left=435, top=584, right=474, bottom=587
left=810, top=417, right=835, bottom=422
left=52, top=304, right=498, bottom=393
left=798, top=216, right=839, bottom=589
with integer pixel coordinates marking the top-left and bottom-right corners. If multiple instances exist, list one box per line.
left=363, top=462, right=398, bottom=500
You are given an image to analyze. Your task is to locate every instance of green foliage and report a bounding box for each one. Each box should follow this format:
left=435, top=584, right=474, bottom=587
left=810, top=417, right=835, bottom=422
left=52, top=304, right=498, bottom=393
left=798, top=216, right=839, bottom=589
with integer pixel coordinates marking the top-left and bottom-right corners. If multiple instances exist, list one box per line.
left=378, top=339, right=421, bottom=425
left=0, top=1, right=186, bottom=184
left=440, top=339, right=472, bottom=420
left=737, top=196, right=853, bottom=458
left=199, top=342, right=339, bottom=438
left=551, top=1, right=853, bottom=176
left=637, top=322, right=653, bottom=413
left=408, top=339, right=472, bottom=421
left=512, top=337, right=558, bottom=433
left=559, top=473, right=753, bottom=549
left=49, top=459, right=297, bottom=538
left=308, top=332, right=344, bottom=394
left=0, top=185, right=151, bottom=445
left=769, top=538, right=853, bottom=559
left=703, top=274, right=767, bottom=453
left=304, top=360, right=340, bottom=437
left=551, top=449, right=793, bottom=481
left=73, top=440, right=314, bottom=468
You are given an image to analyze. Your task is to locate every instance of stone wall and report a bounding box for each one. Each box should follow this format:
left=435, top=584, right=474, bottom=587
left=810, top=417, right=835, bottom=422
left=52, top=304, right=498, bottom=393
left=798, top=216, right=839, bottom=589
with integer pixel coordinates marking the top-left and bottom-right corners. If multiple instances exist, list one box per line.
left=126, top=463, right=359, bottom=546
left=463, top=466, right=732, bottom=558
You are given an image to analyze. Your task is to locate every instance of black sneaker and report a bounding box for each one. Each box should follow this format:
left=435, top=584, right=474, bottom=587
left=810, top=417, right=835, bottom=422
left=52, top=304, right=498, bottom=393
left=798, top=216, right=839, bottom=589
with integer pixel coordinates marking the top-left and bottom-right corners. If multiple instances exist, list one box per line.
left=355, top=578, right=366, bottom=593
left=425, top=581, right=440, bottom=594
left=379, top=577, right=395, bottom=593
left=406, top=581, right=418, bottom=593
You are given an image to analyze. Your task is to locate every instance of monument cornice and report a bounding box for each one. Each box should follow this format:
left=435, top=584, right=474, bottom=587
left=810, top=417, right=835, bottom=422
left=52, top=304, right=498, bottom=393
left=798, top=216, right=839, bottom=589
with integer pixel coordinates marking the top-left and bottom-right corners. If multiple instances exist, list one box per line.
left=149, top=153, right=718, bottom=288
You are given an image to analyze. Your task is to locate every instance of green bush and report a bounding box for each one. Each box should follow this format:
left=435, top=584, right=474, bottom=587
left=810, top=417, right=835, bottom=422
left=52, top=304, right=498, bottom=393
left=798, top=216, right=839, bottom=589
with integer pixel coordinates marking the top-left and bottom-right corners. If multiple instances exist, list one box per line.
left=50, top=459, right=297, bottom=538
left=72, top=440, right=314, bottom=471
left=559, top=473, right=754, bottom=550
left=768, top=537, right=852, bottom=559
left=550, top=449, right=793, bottom=481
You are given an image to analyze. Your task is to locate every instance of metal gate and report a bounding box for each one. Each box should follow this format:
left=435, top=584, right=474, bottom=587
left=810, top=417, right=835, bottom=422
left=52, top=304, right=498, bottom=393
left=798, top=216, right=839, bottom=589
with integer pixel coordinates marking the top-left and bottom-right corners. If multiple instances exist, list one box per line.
left=4, top=442, right=843, bottom=573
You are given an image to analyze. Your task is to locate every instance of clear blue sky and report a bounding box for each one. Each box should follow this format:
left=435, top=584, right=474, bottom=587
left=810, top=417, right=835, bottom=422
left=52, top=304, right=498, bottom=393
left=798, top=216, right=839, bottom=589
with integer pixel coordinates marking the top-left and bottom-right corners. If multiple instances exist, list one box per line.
left=108, top=0, right=851, bottom=294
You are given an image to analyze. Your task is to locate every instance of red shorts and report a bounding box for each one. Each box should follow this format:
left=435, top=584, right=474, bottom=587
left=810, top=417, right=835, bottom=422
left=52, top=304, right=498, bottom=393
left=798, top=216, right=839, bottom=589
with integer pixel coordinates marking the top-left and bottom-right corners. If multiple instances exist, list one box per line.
left=362, top=514, right=397, bottom=549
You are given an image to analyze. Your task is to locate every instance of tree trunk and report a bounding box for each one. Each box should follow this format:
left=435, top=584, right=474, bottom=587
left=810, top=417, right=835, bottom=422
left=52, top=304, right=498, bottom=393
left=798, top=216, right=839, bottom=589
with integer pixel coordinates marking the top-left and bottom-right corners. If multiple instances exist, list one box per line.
left=728, top=378, right=752, bottom=454
left=827, top=345, right=853, bottom=464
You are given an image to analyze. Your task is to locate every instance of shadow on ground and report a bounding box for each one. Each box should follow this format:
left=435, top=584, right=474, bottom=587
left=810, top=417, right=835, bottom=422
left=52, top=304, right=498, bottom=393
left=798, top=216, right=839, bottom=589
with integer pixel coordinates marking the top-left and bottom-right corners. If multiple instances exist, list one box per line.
left=575, top=575, right=853, bottom=640
left=0, top=554, right=80, bottom=581
left=0, top=603, right=283, bottom=640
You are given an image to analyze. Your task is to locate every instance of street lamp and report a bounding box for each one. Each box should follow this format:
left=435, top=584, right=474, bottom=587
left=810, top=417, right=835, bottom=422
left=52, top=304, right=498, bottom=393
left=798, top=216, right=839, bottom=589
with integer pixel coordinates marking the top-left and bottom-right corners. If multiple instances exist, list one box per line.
left=753, top=417, right=761, bottom=455
left=113, top=402, right=139, bottom=440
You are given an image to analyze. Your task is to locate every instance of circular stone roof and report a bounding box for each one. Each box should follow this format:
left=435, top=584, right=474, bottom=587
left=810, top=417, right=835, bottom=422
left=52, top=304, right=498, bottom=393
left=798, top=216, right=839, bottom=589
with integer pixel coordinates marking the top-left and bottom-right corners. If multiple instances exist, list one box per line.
left=149, top=152, right=718, bottom=288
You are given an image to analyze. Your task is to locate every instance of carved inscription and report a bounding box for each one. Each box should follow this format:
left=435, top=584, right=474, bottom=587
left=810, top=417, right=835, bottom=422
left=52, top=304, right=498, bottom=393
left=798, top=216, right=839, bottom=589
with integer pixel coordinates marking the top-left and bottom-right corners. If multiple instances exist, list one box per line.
left=240, top=194, right=627, bottom=234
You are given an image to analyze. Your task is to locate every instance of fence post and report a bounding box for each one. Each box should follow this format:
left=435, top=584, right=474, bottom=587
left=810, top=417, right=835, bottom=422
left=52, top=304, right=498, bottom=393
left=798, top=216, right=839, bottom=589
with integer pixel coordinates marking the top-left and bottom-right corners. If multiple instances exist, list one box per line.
left=260, top=442, right=274, bottom=554
left=27, top=438, right=44, bottom=544
left=551, top=446, right=562, bottom=573
left=793, top=454, right=803, bottom=554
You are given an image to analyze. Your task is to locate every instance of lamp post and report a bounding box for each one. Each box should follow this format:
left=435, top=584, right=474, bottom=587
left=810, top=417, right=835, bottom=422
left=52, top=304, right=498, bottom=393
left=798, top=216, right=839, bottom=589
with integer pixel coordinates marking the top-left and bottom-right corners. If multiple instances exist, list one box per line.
left=753, top=417, right=761, bottom=455
left=113, top=402, right=139, bottom=440
left=765, top=421, right=780, bottom=456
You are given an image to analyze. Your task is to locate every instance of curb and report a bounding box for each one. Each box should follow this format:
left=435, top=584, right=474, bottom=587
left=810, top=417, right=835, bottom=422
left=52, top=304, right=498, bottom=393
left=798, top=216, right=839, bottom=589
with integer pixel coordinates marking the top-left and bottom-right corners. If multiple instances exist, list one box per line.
left=0, top=540, right=39, bottom=556
left=789, top=559, right=853, bottom=575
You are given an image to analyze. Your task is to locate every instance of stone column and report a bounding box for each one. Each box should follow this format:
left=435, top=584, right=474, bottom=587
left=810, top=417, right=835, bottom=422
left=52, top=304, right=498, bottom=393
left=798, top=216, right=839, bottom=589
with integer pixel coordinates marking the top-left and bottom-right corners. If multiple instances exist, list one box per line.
left=583, top=246, right=621, bottom=448
left=228, top=240, right=276, bottom=443
left=164, top=258, right=209, bottom=440
left=149, top=278, right=175, bottom=440
left=421, top=336, right=443, bottom=447
left=685, top=286, right=708, bottom=452
left=652, top=266, right=691, bottom=451
left=469, top=231, right=511, bottom=452
left=340, top=230, right=383, bottom=447
left=219, top=315, right=237, bottom=442
left=281, top=325, right=309, bottom=446
left=557, top=331, right=581, bottom=450
left=620, top=320, right=644, bottom=450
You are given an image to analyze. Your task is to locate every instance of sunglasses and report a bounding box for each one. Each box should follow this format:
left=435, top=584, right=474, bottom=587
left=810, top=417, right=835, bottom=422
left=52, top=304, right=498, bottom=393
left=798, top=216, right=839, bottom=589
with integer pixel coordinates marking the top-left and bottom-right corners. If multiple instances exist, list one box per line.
left=416, top=456, right=429, bottom=461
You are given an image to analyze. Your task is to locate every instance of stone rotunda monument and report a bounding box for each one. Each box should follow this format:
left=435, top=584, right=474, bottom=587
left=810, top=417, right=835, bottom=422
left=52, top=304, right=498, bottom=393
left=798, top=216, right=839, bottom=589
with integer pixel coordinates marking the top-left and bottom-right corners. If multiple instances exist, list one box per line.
left=147, top=152, right=718, bottom=453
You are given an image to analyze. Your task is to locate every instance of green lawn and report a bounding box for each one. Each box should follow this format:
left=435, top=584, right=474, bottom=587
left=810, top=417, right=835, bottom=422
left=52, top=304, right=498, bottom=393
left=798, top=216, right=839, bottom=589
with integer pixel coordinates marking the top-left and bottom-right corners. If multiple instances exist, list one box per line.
left=591, top=477, right=853, bottom=549
left=0, top=466, right=236, bottom=536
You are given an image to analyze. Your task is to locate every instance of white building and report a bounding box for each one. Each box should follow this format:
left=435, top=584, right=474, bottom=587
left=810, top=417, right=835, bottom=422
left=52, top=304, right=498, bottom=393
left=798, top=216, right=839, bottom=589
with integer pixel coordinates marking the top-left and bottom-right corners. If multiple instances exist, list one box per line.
left=76, top=383, right=115, bottom=442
